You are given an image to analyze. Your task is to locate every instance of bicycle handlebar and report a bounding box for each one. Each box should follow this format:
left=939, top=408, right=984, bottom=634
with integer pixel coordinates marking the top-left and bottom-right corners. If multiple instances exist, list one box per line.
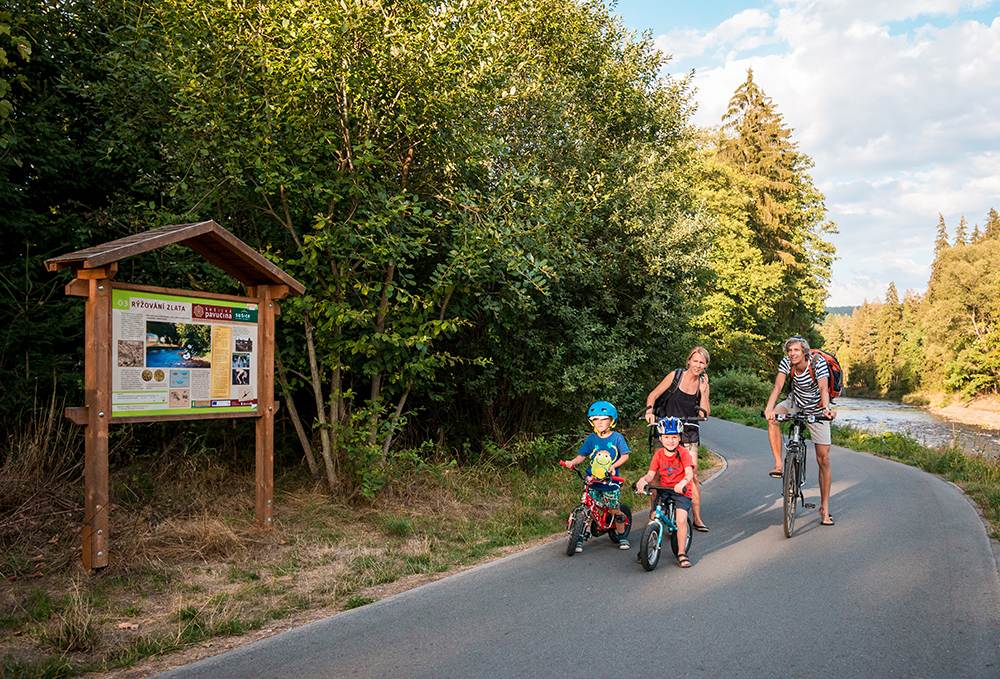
left=559, top=462, right=624, bottom=485
left=763, top=411, right=833, bottom=423
left=646, top=416, right=707, bottom=435
left=633, top=484, right=675, bottom=496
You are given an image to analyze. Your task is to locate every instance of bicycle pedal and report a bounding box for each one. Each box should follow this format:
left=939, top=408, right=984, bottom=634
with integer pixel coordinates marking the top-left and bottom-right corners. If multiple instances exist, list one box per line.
left=803, top=502, right=816, bottom=509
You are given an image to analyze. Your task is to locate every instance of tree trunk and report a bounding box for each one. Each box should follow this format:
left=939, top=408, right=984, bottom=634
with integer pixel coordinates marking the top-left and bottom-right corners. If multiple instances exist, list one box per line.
left=304, top=315, right=338, bottom=491
left=276, top=352, right=319, bottom=478
left=381, top=383, right=411, bottom=457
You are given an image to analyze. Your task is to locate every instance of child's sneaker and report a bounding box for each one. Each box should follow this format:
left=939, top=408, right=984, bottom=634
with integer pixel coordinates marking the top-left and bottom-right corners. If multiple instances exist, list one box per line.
left=574, top=538, right=584, bottom=553
left=618, top=538, right=630, bottom=550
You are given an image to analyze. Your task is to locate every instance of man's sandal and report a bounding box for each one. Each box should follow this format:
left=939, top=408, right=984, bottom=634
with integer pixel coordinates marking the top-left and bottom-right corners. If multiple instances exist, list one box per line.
left=693, top=523, right=709, bottom=533
left=677, top=554, right=691, bottom=568
left=768, top=469, right=783, bottom=478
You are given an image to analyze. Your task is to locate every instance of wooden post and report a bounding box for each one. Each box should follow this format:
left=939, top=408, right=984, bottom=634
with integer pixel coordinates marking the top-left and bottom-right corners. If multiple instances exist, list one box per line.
left=255, top=285, right=276, bottom=529
left=82, top=273, right=113, bottom=570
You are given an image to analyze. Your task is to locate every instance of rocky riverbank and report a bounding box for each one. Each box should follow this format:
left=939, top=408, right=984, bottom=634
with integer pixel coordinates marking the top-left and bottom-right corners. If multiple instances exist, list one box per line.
left=917, top=394, right=1000, bottom=431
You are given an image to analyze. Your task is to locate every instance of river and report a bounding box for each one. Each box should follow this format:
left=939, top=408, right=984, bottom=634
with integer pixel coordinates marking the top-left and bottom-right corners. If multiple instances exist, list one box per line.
left=833, top=396, right=1000, bottom=458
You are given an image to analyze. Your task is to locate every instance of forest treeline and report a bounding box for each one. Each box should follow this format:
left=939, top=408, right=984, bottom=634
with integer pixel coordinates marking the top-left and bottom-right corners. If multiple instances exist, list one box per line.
left=2, top=1, right=833, bottom=494
left=821, top=211, right=1000, bottom=399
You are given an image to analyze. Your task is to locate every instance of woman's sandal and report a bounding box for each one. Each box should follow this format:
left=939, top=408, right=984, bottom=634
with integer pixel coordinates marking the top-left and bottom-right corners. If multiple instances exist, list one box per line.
left=677, top=554, right=691, bottom=568
left=768, top=469, right=783, bottom=478
left=693, top=523, right=709, bottom=533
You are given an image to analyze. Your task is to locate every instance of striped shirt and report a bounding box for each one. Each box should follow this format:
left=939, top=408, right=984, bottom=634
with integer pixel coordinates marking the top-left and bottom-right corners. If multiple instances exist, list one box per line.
left=778, top=354, right=829, bottom=414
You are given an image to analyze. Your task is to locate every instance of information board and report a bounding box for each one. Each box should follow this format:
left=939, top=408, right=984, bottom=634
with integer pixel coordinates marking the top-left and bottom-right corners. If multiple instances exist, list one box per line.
left=111, top=288, right=259, bottom=418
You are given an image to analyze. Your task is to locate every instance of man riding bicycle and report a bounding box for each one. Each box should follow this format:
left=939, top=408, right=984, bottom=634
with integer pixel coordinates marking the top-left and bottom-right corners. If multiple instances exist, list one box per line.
left=763, top=336, right=837, bottom=526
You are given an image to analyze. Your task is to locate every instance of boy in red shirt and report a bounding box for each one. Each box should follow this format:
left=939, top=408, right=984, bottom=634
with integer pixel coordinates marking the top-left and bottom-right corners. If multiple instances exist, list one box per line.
left=635, top=416, right=694, bottom=568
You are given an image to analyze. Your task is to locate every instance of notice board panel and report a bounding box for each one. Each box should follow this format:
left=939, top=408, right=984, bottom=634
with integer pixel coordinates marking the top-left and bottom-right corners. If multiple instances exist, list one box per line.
left=110, top=286, right=259, bottom=419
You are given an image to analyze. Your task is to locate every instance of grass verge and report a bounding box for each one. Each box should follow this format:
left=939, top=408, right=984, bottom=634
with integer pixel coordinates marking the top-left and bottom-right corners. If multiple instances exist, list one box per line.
left=712, top=402, right=1000, bottom=539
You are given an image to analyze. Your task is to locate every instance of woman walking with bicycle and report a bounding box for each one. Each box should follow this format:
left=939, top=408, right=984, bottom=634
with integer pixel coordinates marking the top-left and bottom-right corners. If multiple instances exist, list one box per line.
left=763, top=336, right=837, bottom=526
left=644, top=346, right=711, bottom=532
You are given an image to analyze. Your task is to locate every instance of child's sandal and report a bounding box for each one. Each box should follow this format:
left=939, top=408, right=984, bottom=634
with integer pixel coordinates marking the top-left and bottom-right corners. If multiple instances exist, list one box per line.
left=677, top=554, right=691, bottom=568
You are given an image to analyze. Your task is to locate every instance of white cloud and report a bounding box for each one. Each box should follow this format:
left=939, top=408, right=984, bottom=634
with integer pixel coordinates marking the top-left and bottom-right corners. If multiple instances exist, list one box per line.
left=658, top=2, right=1000, bottom=303
left=654, top=8, right=776, bottom=61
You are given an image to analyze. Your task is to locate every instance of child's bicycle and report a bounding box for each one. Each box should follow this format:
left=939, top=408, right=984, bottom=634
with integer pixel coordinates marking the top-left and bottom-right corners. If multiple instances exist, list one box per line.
left=559, top=463, right=632, bottom=556
left=633, top=485, right=692, bottom=571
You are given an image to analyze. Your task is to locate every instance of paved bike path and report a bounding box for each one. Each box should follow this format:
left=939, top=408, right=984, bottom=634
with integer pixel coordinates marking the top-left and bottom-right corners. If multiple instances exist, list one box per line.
left=158, top=418, right=1000, bottom=679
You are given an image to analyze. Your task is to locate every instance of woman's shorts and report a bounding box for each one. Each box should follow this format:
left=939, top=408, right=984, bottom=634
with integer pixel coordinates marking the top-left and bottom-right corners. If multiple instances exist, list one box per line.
left=680, top=430, right=699, bottom=446
left=775, top=398, right=831, bottom=445
left=658, top=489, right=692, bottom=512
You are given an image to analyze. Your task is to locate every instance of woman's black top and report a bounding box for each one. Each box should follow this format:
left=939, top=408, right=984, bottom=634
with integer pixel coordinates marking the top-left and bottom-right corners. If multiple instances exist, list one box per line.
left=655, top=368, right=704, bottom=444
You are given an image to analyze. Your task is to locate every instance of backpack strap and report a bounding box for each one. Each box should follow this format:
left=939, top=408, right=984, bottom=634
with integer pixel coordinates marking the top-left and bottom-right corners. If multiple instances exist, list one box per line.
left=666, top=368, right=684, bottom=397
left=652, top=368, right=684, bottom=418
left=806, top=352, right=817, bottom=385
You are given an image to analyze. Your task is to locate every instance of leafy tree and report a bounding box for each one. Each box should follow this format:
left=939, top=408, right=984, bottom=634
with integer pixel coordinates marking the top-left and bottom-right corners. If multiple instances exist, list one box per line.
left=925, top=239, right=1000, bottom=395
left=88, top=0, right=707, bottom=494
left=0, top=9, right=31, bottom=158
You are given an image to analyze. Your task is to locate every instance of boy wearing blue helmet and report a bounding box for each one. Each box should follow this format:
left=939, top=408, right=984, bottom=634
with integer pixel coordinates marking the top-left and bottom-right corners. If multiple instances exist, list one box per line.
left=561, top=400, right=631, bottom=550
left=635, top=416, right=694, bottom=567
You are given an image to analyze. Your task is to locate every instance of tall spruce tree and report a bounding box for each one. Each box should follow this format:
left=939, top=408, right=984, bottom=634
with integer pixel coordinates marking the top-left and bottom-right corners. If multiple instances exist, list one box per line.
left=875, top=282, right=902, bottom=394
left=934, top=213, right=949, bottom=252
left=954, top=215, right=968, bottom=245
left=929, top=213, right=950, bottom=296
left=985, top=207, right=1000, bottom=240
left=717, top=68, right=833, bottom=342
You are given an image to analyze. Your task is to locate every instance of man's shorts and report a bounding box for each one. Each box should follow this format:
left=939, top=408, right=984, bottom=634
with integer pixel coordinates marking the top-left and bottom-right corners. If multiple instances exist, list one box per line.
left=775, top=398, right=831, bottom=445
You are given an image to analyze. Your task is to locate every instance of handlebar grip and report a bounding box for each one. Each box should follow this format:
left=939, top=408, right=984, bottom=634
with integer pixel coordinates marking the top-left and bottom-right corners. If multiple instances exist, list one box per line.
left=610, top=475, right=625, bottom=484
left=559, top=460, right=570, bottom=468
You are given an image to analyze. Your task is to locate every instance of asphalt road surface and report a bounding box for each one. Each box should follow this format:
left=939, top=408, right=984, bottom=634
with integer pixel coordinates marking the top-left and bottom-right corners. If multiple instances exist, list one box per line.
left=158, top=418, right=1000, bottom=679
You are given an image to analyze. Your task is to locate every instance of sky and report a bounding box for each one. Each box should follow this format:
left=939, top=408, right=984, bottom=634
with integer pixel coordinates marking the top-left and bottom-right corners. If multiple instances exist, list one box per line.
left=607, top=0, right=1000, bottom=306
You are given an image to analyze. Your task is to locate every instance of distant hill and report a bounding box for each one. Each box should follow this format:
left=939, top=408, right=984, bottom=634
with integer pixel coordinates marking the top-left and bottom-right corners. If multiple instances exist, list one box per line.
left=825, top=306, right=858, bottom=317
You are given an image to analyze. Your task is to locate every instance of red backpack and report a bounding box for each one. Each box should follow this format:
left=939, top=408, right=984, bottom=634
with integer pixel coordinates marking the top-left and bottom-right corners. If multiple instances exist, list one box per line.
left=807, top=349, right=844, bottom=401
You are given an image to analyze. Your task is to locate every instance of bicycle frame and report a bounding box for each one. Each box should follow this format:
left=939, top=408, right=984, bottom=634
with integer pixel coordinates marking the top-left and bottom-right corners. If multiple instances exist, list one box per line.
left=773, top=411, right=830, bottom=537
left=648, top=495, right=680, bottom=549
left=568, top=473, right=623, bottom=537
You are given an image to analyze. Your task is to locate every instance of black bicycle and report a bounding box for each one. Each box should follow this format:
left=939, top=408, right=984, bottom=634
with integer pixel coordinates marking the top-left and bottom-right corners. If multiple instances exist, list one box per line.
left=771, top=412, right=832, bottom=538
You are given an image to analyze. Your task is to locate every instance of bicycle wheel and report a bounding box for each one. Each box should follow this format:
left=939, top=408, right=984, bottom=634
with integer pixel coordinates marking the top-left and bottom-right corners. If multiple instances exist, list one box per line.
left=639, top=521, right=661, bottom=571
left=782, top=446, right=799, bottom=538
left=608, top=503, right=632, bottom=544
left=566, top=508, right=587, bottom=556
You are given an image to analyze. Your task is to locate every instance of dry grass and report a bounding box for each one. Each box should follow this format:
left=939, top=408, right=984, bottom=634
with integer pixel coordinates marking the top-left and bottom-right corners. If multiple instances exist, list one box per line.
left=37, top=583, right=100, bottom=654
left=0, top=423, right=597, bottom=678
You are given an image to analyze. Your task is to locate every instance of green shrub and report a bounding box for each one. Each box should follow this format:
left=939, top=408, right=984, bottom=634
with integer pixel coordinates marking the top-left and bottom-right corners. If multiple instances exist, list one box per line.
left=711, top=369, right=772, bottom=408
left=480, top=434, right=574, bottom=473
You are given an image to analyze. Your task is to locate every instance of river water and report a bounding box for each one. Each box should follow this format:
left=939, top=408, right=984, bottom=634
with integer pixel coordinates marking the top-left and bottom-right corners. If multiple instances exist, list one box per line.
left=833, top=396, right=1000, bottom=458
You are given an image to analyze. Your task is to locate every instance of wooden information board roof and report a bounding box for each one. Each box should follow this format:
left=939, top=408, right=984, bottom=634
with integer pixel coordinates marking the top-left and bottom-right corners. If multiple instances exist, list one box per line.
left=45, top=220, right=304, bottom=295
